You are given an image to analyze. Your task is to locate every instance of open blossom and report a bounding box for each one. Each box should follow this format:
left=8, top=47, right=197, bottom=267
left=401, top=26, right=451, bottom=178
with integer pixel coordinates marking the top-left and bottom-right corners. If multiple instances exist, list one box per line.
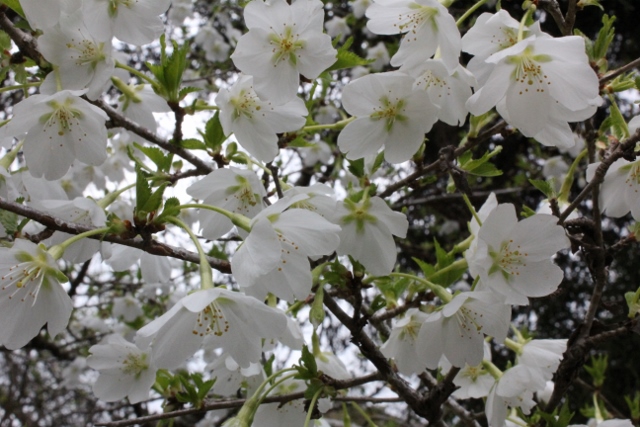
left=338, top=72, right=438, bottom=163
left=3, top=90, right=108, bottom=180
left=380, top=308, right=430, bottom=375
left=418, top=291, right=511, bottom=369
left=466, top=204, right=570, bottom=305
left=461, top=10, right=547, bottom=85
left=335, top=196, right=408, bottom=276
left=87, top=334, right=157, bottom=403
left=38, top=10, right=115, bottom=100
left=408, top=59, right=475, bottom=126
left=136, top=288, right=290, bottom=369
left=466, top=35, right=602, bottom=149
left=231, top=0, right=337, bottom=105
left=0, top=240, right=72, bottom=350
left=366, top=0, right=461, bottom=70
left=232, top=195, right=341, bottom=302
left=587, top=158, right=640, bottom=220
left=187, top=167, right=267, bottom=240
left=82, top=0, right=171, bottom=45
left=216, top=75, right=307, bottom=162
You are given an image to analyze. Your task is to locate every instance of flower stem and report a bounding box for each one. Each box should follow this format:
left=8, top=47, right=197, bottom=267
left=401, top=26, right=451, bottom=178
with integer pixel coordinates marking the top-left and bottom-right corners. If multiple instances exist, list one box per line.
left=0, top=139, right=24, bottom=170
left=517, top=6, right=535, bottom=42
left=97, top=183, right=136, bottom=209
left=303, top=387, right=324, bottom=427
left=463, top=193, right=482, bottom=227
left=388, top=272, right=452, bottom=303
left=456, top=0, right=490, bottom=27
left=111, top=76, right=143, bottom=103
left=350, top=402, right=379, bottom=427
left=427, top=258, right=468, bottom=283
left=482, top=359, right=503, bottom=379
left=558, top=148, right=588, bottom=204
left=115, top=61, right=157, bottom=86
left=167, top=216, right=214, bottom=289
left=302, top=117, right=355, bottom=133
left=504, top=337, right=524, bottom=355
left=0, top=81, right=41, bottom=94
left=178, top=203, right=252, bottom=232
left=49, top=227, right=112, bottom=260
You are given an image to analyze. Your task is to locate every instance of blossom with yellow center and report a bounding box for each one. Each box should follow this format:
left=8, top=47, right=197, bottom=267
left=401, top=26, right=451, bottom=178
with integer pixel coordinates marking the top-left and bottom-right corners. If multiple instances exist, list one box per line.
left=338, top=72, right=438, bottom=164
left=0, top=239, right=72, bottom=350
left=466, top=203, right=570, bottom=305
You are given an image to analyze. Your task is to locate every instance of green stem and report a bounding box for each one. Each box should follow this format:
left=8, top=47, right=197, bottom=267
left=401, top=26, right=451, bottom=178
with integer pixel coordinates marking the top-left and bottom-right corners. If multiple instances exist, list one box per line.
left=388, top=273, right=452, bottom=303
left=111, top=76, right=143, bottom=103
left=593, top=393, right=604, bottom=423
left=303, top=387, right=324, bottom=427
left=167, top=217, right=214, bottom=289
left=178, top=203, right=252, bottom=232
left=428, top=258, right=468, bottom=283
left=517, top=7, right=535, bottom=42
left=302, top=117, right=355, bottom=133
left=115, top=61, right=156, bottom=86
left=482, top=360, right=503, bottom=380
left=450, top=234, right=474, bottom=255
left=0, top=140, right=24, bottom=170
left=0, top=81, right=41, bottom=94
left=456, top=0, right=490, bottom=27
left=350, top=402, right=379, bottom=427
left=97, top=183, right=135, bottom=209
left=257, top=370, right=299, bottom=400
left=463, top=193, right=482, bottom=227
left=48, top=227, right=111, bottom=260
left=558, top=148, right=588, bottom=204
left=504, top=337, right=524, bottom=355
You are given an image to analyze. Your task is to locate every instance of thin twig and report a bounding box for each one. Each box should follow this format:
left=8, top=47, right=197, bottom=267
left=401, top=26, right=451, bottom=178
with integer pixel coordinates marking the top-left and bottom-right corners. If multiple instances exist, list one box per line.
left=0, top=197, right=231, bottom=273
left=600, top=56, right=640, bottom=85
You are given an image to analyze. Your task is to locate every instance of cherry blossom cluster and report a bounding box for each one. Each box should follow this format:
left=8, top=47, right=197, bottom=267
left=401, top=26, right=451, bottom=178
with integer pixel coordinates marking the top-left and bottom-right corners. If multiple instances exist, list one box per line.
left=0, top=0, right=636, bottom=426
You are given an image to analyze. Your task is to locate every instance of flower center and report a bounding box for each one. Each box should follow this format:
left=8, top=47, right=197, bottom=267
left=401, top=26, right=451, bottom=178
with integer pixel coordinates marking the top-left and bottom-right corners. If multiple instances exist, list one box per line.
left=226, top=175, right=261, bottom=214
left=66, top=39, right=107, bottom=69
left=371, top=96, right=407, bottom=132
left=623, top=162, right=640, bottom=189
left=488, top=239, right=529, bottom=280
left=1, top=251, right=54, bottom=303
left=193, top=301, right=230, bottom=337
left=41, top=98, right=84, bottom=137
left=396, top=4, right=438, bottom=42
left=121, top=352, right=149, bottom=378
left=109, top=0, right=135, bottom=16
left=342, top=199, right=378, bottom=233
left=508, top=46, right=553, bottom=96
left=230, top=88, right=263, bottom=121
left=269, top=25, right=305, bottom=66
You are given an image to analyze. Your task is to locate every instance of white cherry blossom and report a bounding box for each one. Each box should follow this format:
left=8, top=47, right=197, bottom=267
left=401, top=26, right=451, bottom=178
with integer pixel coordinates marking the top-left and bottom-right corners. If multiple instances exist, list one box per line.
left=82, top=0, right=171, bottom=46
left=587, top=158, right=640, bottom=221
left=4, top=90, right=108, bottom=180
left=380, top=308, right=430, bottom=375
left=0, top=240, right=72, bottom=350
left=232, top=195, right=341, bottom=302
left=136, top=288, right=290, bottom=369
left=337, top=72, right=438, bottom=163
left=87, top=334, right=157, bottom=403
left=231, top=0, right=337, bottom=105
left=335, top=196, right=408, bottom=276
left=366, top=0, right=461, bottom=70
left=466, top=36, right=602, bottom=149
left=38, top=10, right=115, bottom=100
left=466, top=204, right=570, bottom=305
left=187, top=166, right=267, bottom=240
left=216, top=75, right=307, bottom=162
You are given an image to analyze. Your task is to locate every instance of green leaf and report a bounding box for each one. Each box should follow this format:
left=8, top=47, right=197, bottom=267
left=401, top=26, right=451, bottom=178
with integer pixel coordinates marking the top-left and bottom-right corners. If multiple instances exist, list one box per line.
left=141, top=182, right=170, bottom=215
left=326, top=37, right=371, bottom=72
left=309, top=286, right=325, bottom=329
left=287, top=135, right=315, bottom=148
left=145, top=34, right=191, bottom=102
left=593, top=15, right=615, bottom=62
left=297, top=345, right=318, bottom=379
left=135, top=168, right=152, bottom=217
left=413, top=257, right=436, bottom=278
left=0, top=209, right=19, bottom=236
left=466, top=162, right=502, bottom=177
left=154, top=197, right=182, bottom=224
left=608, top=97, right=630, bottom=140
left=203, top=112, right=227, bottom=150
left=0, top=0, right=25, bottom=18
left=180, top=138, right=207, bottom=150
left=347, top=158, right=365, bottom=178
left=178, top=86, right=200, bottom=100
left=529, top=179, right=556, bottom=199
left=133, top=142, right=172, bottom=172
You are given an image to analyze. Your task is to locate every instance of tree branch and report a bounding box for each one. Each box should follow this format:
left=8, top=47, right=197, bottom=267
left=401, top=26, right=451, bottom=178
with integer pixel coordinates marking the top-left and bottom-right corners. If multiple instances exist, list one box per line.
left=0, top=197, right=231, bottom=273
